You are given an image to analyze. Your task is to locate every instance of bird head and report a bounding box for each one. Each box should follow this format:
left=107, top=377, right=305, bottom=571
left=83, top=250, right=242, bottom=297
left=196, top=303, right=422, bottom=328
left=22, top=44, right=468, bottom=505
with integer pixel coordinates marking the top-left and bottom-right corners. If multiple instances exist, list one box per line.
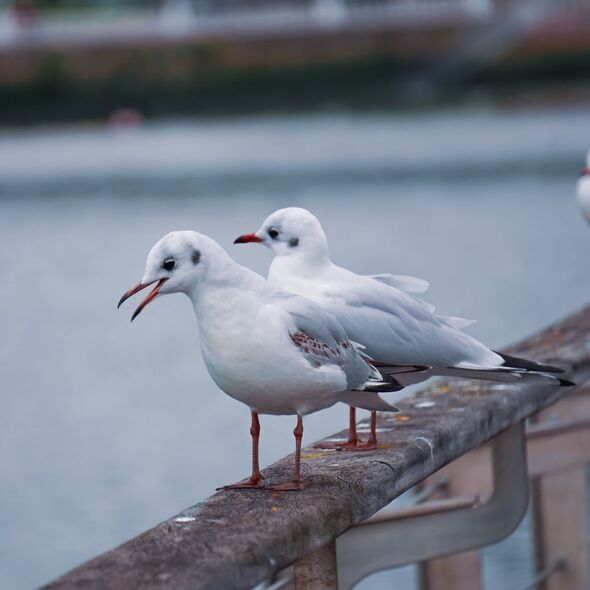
left=118, top=230, right=227, bottom=321
left=234, top=207, right=328, bottom=259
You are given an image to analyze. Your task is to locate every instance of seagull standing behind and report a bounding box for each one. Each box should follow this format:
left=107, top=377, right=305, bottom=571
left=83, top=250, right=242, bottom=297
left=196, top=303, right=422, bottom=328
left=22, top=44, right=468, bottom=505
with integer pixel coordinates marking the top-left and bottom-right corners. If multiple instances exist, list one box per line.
left=577, top=152, right=590, bottom=223
left=118, top=231, right=417, bottom=490
left=234, top=208, right=570, bottom=450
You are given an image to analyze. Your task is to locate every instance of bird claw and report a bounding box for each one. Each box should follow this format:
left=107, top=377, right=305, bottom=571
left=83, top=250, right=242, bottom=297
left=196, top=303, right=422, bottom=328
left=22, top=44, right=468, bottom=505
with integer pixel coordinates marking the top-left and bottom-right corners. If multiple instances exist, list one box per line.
left=351, top=440, right=377, bottom=451
left=217, top=477, right=305, bottom=492
left=217, top=476, right=265, bottom=491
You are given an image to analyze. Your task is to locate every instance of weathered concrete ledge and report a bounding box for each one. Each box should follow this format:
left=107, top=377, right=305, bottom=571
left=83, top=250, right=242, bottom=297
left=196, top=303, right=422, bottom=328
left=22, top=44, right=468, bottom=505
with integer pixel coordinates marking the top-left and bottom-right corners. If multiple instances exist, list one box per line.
left=43, top=304, right=590, bottom=590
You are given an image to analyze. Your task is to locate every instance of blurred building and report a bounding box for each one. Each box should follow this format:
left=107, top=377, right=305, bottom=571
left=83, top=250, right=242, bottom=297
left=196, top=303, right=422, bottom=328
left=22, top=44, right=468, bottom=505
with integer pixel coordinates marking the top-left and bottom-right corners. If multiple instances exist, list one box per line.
left=0, top=0, right=589, bottom=123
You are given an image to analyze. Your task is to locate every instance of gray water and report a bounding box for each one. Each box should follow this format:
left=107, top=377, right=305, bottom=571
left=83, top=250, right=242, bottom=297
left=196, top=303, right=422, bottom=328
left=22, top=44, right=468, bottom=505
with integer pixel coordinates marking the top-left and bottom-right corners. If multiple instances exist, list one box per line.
left=1, top=106, right=589, bottom=590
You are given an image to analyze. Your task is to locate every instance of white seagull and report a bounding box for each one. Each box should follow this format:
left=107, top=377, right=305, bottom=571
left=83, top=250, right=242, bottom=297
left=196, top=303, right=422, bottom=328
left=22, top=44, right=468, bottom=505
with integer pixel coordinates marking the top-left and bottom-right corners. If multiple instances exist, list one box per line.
left=234, top=208, right=571, bottom=449
left=118, top=231, right=422, bottom=490
left=577, top=152, right=590, bottom=223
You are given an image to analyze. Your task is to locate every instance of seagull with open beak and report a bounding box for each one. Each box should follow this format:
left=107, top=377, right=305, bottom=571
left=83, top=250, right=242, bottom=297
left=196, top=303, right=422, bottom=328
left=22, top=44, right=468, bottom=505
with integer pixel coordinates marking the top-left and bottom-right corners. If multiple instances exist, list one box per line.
left=118, top=230, right=406, bottom=490
left=234, top=207, right=571, bottom=450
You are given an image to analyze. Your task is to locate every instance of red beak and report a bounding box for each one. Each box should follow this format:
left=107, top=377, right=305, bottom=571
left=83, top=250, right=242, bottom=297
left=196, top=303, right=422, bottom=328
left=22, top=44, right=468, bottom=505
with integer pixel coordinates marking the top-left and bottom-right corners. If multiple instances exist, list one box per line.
left=234, top=233, right=263, bottom=244
left=117, top=278, right=168, bottom=322
left=581, top=168, right=590, bottom=177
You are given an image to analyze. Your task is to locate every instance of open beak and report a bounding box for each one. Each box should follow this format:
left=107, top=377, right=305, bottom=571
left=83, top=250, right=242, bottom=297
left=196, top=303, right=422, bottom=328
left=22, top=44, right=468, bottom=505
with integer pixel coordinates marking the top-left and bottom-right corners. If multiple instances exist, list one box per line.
left=234, top=233, right=263, bottom=244
left=117, top=278, right=168, bottom=322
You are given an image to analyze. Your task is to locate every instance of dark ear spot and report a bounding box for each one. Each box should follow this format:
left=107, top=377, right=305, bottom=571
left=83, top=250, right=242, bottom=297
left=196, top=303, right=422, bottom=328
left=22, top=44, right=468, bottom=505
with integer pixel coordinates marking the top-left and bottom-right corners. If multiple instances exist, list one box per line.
left=289, top=237, right=299, bottom=248
left=191, top=250, right=201, bottom=265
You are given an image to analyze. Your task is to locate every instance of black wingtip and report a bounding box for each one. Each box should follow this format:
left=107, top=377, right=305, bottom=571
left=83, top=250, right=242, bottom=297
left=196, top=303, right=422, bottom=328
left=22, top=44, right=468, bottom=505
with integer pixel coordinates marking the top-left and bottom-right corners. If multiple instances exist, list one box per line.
left=365, top=371, right=405, bottom=393
left=559, top=378, right=576, bottom=387
left=370, top=361, right=432, bottom=374
left=496, top=352, right=565, bottom=374
left=541, top=365, right=565, bottom=374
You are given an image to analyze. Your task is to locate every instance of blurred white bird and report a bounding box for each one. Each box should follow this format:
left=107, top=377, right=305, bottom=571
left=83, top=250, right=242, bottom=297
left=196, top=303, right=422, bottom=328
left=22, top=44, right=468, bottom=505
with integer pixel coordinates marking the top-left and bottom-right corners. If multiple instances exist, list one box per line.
left=118, top=231, right=420, bottom=490
left=577, top=152, right=590, bottom=223
left=235, top=208, right=570, bottom=449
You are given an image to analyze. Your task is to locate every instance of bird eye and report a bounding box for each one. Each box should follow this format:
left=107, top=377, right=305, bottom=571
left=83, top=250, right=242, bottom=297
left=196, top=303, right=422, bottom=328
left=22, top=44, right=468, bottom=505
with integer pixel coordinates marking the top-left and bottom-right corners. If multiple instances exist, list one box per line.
left=268, top=227, right=279, bottom=240
left=162, top=258, right=175, bottom=271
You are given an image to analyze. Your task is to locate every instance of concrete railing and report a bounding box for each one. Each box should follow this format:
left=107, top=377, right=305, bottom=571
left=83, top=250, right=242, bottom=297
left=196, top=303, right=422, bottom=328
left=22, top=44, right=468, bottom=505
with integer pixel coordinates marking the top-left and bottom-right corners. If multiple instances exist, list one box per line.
left=42, top=303, right=590, bottom=589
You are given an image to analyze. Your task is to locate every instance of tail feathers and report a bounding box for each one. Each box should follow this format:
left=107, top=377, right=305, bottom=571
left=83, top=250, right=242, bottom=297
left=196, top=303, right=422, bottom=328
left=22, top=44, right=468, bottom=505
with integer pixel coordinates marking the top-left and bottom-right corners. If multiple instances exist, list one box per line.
left=364, top=356, right=574, bottom=392
left=496, top=352, right=565, bottom=374
left=369, top=362, right=569, bottom=388
left=441, top=366, right=574, bottom=387
left=339, top=390, right=400, bottom=412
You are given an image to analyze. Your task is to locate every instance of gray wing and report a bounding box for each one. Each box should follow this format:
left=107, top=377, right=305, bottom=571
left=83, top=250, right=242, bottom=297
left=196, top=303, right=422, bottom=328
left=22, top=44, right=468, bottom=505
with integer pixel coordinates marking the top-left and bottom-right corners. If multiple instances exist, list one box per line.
left=274, top=291, right=375, bottom=390
left=321, top=276, right=501, bottom=368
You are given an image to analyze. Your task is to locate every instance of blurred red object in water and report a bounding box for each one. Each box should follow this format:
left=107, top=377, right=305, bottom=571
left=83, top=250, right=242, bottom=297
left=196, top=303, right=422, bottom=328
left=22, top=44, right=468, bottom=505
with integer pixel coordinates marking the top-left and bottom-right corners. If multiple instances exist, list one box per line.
left=11, top=1, right=38, bottom=32
left=108, top=108, right=144, bottom=129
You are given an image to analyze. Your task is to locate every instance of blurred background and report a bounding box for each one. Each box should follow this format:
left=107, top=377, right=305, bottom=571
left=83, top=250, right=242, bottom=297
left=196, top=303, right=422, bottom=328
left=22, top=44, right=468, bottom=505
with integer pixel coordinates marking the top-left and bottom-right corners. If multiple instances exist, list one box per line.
left=1, top=0, right=590, bottom=588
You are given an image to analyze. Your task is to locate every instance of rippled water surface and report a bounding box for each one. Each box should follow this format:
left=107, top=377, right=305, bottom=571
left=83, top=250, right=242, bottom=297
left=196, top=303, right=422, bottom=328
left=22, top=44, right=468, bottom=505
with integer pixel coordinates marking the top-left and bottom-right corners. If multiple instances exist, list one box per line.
left=1, top=107, right=589, bottom=589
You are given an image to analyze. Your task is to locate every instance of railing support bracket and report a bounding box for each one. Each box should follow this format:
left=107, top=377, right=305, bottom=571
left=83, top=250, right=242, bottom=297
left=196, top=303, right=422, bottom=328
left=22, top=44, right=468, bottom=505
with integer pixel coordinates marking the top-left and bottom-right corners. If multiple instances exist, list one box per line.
left=337, top=423, right=529, bottom=589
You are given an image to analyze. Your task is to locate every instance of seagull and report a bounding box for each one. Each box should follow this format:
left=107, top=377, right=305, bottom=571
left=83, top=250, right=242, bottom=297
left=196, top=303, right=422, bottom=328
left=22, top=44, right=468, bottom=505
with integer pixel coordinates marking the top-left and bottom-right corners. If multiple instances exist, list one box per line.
left=118, top=231, right=421, bottom=490
left=577, top=152, right=590, bottom=223
left=234, top=207, right=571, bottom=449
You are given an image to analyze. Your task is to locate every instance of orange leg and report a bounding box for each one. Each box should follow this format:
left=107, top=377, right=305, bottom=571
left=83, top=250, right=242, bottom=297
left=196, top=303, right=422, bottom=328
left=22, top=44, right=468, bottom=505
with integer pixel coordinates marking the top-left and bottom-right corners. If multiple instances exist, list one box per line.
left=267, top=415, right=305, bottom=491
left=354, top=411, right=378, bottom=451
left=218, top=411, right=265, bottom=490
